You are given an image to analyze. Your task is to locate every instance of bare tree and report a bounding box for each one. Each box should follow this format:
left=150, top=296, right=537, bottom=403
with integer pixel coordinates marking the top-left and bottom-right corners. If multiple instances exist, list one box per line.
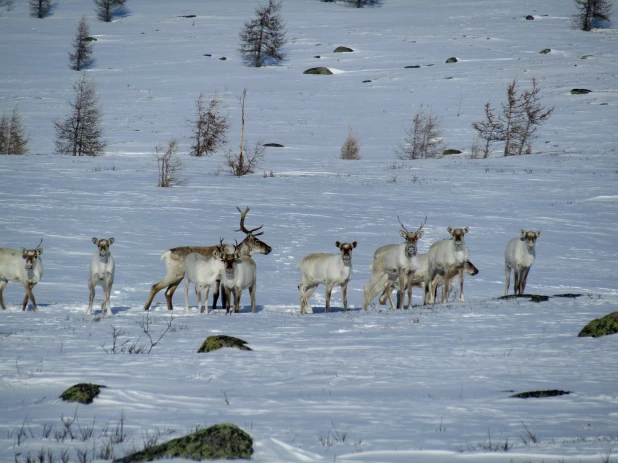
left=0, top=111, right=8, bottom=154
left=29, top=0, right=51, bottom=18
left=239, top=0, right=286, bottom=67
left=7, top=107, right=29, bottom=154
left=0, top=0, right=14, bottom=13
left=54, top=72, right=105, bottom=156
left=573, top=0, right=614, bottom=31
left=155, top=139, right=186, bottom=187
left=224, top=88, right=265, bottom=176
left=188, top=92, right=229, bottom=157
left=395, top=109, right=444, bottom=160
left=69, top=16, right=94, bottom=71
left=340, top=125, right=361, bottom=160
left=94, top=0, right=127, bottom=22
left=471, top=102, right=504, bottom=158
left=472, top=79, right=553, bottom=157
left=503, top=79, right=553, bottom=156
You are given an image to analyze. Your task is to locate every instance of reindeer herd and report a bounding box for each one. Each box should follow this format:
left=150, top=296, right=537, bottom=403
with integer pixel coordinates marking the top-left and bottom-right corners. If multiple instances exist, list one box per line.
left=0, top=207, right=541, bottom=315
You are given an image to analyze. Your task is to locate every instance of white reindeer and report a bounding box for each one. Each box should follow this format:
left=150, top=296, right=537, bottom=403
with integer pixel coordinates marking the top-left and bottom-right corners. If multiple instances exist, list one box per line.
left=382, top=257, right=479, bottom=308
left=297, top=241, right=357, bottom=314
left=143, top=207, right=271, bottom=311
left=184, top=240, right=226, bottom=314
left=424, top=227, right=470, bottom=304
left=88, top=237, right=115, bottom=315
left=220, top=244, right=258, bottom=314
left=0, top=244, right=44, bottom=311
left=363, top=217, right=425, bottom=310
left=504, top=230, right=542, bottom=296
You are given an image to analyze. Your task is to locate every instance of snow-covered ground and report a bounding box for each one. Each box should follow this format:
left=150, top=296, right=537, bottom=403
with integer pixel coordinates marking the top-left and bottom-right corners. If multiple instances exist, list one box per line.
left=1, top=0, right=617, bottom=462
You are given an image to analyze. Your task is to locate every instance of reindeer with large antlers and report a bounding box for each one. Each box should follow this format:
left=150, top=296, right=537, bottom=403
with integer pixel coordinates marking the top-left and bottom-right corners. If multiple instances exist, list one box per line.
left=143, top=207, right=272, bottom=311
left=363, top=217, right=426, bottom=310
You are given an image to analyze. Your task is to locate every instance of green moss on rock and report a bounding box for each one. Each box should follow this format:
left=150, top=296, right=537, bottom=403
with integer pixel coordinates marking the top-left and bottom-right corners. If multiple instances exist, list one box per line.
left=197, top=335, right=252, bottom=353
left=303, top=67, right=333, bottom=75
left=114, top=424, right=253, bottom=462
left=60, top=383, right=106, bottom=404
left=499, top=294, right=549, bottom=303
left=511, top=390, right=570, bottom=398
left=571, top=88, right=591, bottom=94
left=539, top=48, right=551, bottom=54
left=442, top=149, right=462, bottom=155
left=333, top=46, right=353, bottom=53
left=579, top=312, right=618, bottom=338
left=445, top=57, right=458, bottom=63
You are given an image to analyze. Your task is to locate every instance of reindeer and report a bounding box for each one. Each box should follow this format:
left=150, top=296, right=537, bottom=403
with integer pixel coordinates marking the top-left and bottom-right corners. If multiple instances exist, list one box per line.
left=0, top=241, right=44, bottom=311
left=382, top=258, right=479, bottom=308
left=297, top=241, right=357, bottom=314
left=424, top=227, right=470, bottom=305
left=504, top=230, right=541, bottom=296
left=184, top=239, right=227, bottom=314
left=88, top=237, right=115, bottom=315
left=143, top=207, right=271, bottom=311
left=363, top=217, right=425, bottom=310
left=220, top=243, right=257, bottom=314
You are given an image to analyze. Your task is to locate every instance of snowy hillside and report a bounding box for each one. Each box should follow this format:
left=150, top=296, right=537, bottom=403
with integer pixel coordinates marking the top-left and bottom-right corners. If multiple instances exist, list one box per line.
left=0, top=0, right=617, bottom=462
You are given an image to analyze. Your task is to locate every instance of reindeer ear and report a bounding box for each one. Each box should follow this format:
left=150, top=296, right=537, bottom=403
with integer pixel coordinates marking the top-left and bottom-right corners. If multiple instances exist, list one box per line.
left=417, top=231, right=424, bottom=238
left=520, top=229, right=526, bottom=237
left=463, top=227, right=469, bottom=234
left=20, top=248, right=27, bottom=255
left=352, top=241, right=357, bottom=248
left=336, top=241, right=341, bottom=248
left=109, top=238, right=115, bottom=245
left=234, top=251, right=241, bottom=260
left=447, top=227, right=453, bottom=234
left=92, top=237, right=99, bottom=245
left=399, top=230, right=407, bottom=238
left=36, top=248, right=43, bottom=256
left=536, top=230, right=542, bottom=237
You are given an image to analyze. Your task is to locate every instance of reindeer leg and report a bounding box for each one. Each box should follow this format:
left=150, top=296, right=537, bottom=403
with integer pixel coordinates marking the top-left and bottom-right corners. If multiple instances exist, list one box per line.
left=397, top=273, right=406, bottom=310
left=513, top=269, right=521, bottom=295
left=143, top=279, right=169, bottom=311
left=234, top=289, right=241, bottom=313
left=104, top=278, right=113, bottom=315
left=23, top=283, right=37, bottom=312
left=325, top=284, right=333, bottom=312
left=341, top=283, right=348, bottom=311
left=250, top=282, right=257, bottom=313
left=504, top=265, right=510, bottom=296
left=300, top=285, right=316, bottom=314
left=165, top=280, right=182, bottom=310
left=88, top=279, right=95, bottom=315
left=0, top=281, right=7, bottom=310
left=520, top=268, right=530, bottom=295
left=458, top=268, right=465, bottom=302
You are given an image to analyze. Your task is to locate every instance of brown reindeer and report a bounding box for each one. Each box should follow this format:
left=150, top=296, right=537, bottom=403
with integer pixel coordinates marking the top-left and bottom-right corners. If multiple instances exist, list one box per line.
left=143, top=207, right=271, bottom=311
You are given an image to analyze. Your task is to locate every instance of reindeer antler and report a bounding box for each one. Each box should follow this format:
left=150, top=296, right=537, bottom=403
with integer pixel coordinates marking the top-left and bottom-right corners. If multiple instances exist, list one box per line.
left=235, top=206, right=264, bottom=235
left=34, top=238, right=43, bottom=250
left=397, top=216, right=409, bottom=233
left=416, top=216, right=428, bottom=233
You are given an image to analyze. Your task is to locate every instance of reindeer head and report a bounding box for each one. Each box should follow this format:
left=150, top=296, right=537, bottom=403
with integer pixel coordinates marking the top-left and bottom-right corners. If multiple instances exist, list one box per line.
left=398, top=216, right=426, bottom=257
left=92, top=237, right=114, bottom=259
left=520, top=230, right=541, bottom=248
left=447, top=227, right=469, bottom=249
left=20, top=248, right=43, bottom=270
left=220, top=241, right=241, bottom=278
left=235, top=207, right=272, bottom=256
left=336, top=241, right=357, bottom=264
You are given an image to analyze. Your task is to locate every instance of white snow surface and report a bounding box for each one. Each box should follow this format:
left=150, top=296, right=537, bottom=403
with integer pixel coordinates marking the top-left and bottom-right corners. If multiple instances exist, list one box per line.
left=1, top=0, right=618, bottom=462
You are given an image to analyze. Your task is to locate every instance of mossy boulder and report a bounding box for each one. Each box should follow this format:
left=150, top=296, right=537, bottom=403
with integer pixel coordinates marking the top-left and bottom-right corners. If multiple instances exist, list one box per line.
left=114, top=424, right=253, bottom=462
left=84, top=36, right=98, bottom=42
left=442, top=149, right=462, bottom=155
left=404, top=65, right=421, bottom=69
left=303, top=67, right=333, bottom=75
left=539, top=48, right=551, bottom=54
left=511, top=390, right=570, bottom=398
left=263, top=143, right=284, bottom=147
left=525, top=15, right=534, bottom=20
left=334, top=46, right=353, bottom=53
left=579, top=312, right=618, bottom=338
left=571, top=88, right=591, bottom=94
left=60, top=383, right=106, bottom=404
left=197, top=335, right=252, bottom=353
left=445, top=57, right=458, bottom=63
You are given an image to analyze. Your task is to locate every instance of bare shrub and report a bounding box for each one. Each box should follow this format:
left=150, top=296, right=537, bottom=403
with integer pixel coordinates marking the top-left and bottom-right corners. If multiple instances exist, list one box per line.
left=188, top=92, right=228, bottom=157
left=224, top=88, right=266, bottom=176
left=471, top=102, right=503, bottom=158
left=340, top=125, right=361, bottom=160
left=155, top=139, right=186, bottom=187
left=573, top=0, right=614, bottom=31
left=395, top=109, right=444, bottom=160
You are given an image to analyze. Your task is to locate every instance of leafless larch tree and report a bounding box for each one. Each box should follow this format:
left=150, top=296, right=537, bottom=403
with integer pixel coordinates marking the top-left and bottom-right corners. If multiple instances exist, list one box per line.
left=239, top=0, right=286, bottom=67
left=69, top=16, right=95, bottom=71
